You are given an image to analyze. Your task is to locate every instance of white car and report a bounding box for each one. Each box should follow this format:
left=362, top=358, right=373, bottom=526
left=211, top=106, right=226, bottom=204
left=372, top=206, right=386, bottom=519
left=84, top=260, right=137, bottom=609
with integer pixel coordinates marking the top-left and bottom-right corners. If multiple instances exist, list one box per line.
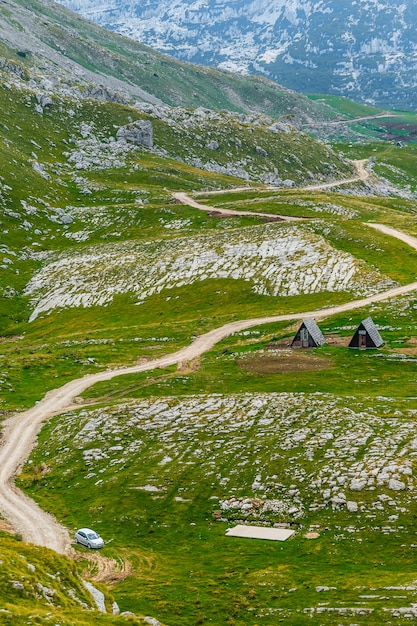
left=74, top=528, right=104, bottom=549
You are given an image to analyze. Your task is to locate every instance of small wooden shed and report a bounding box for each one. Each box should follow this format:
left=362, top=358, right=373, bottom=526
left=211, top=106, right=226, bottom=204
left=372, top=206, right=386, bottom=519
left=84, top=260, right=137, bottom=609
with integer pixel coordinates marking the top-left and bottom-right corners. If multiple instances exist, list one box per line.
left=348, top=316, right=384, bottom=349
left=292, top=318, right=325, bottom=348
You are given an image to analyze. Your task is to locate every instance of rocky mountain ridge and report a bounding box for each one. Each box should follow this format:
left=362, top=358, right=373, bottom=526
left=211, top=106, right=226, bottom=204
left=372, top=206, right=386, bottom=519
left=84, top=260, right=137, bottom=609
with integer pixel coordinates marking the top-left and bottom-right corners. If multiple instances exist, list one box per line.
left=0, top=0, right=343, bottom=124
left=58, top=0, right=417, bottom=110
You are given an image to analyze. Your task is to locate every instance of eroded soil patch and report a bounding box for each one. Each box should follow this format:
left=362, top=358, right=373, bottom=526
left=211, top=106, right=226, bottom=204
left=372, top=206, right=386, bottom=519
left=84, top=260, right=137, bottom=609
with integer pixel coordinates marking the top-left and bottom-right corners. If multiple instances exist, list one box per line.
left=239, top=348, right=333, bottom=374
left=0, top=519, right=16, bottom=535
left=79, top=551, right=134, bottom=585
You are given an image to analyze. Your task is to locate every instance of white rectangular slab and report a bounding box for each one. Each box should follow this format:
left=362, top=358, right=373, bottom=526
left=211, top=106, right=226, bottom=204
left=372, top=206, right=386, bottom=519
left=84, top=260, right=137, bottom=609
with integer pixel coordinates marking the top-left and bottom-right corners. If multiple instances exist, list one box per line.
left=225, top=525, right=295, bottom=541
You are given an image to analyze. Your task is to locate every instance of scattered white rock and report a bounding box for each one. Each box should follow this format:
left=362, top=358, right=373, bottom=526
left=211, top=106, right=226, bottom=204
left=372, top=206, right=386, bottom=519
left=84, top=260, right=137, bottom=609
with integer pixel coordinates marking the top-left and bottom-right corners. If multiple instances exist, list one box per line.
left=388, top=478, right=406, bottom=491
left=83, top=580, right=106, bottom=613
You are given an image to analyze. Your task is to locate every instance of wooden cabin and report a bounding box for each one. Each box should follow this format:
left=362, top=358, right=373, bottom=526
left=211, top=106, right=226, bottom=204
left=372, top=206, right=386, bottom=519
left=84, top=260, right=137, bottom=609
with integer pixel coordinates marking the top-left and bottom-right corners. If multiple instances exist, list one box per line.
left=291, top=318, right=325, bottom=349
left=348, top=316, right=384, bottom=349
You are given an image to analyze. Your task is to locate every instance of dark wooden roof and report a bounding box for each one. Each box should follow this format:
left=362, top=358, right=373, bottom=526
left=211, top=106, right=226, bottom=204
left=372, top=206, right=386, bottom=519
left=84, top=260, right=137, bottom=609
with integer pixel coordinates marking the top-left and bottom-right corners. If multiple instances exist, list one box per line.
left=361, top=316, right=384, bottom=347
left=302, top=318, right=326, bottom=346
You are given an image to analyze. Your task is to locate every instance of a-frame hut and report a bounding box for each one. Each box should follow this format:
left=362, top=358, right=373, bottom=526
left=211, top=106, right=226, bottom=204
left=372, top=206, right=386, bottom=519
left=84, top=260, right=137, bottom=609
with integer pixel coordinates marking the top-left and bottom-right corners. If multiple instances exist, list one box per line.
left=291, top=318, right=325, bottom=349
left=348, top=316, right=384, bottom=349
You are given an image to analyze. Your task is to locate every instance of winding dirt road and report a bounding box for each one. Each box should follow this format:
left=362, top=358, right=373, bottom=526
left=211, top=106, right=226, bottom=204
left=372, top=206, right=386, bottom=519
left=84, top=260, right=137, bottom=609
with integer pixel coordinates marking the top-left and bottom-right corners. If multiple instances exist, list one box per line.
left=303, top=112, right=396, bottom=128
left=172, top=190, right=304, bottom=221
left=173, top=159, right=371, bottom=218
left=1, top=223, right=417, bottom=557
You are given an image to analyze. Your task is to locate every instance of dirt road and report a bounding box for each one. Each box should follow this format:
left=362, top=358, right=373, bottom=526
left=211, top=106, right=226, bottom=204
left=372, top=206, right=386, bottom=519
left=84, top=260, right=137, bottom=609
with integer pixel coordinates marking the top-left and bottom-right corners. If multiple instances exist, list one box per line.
left=1, top=220, right=416, bottom=557
left=173, top=160, right=371, bottom=215
left=299, top=158, right=370, bottom=191
left=303, top=112, right=396, bottom=127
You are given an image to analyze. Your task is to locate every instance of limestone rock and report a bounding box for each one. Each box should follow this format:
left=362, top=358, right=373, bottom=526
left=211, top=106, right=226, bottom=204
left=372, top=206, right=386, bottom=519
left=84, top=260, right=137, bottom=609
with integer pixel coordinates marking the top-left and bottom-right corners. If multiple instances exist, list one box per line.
left=206, top=140, right=219, bottom=150
left=255, top=145, right=268, bottom=156
left=12, top=581, right=24, bottom=590
left=116, top=120, right=153, bottom=148
left=331, top=493, right=346, bottom=510
left=350, top=478, right=367, bottom=491
left=36, top=93, right=53, bottom=109
left=388, top=478, right=406, bottom=491
left=347, top=501, right=358, bottom=512
left=0, top=57, right=27, bottom=79
left=84, top=85, right=125, bottom=103
left=268, top=122, right=291, bottom=134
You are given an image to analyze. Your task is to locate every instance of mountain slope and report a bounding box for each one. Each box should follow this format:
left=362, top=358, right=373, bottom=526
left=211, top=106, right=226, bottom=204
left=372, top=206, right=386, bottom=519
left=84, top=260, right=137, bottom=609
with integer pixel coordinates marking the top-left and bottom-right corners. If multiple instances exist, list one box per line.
left=58, top=0, right=417, bottom=110
left=0, top=0, right=341, bottom=123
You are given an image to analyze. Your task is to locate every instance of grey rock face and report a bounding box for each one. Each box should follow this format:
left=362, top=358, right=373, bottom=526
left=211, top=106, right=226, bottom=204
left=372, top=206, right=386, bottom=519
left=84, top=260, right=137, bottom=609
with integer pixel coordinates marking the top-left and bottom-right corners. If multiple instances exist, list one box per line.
left=60, top=0, right=417, bottom=109
left=255, top=145, right=268, bottom=156
left=83, top=580, right=106, bottom=613
left=331, top=492, right=346, bottom=510
left=116, top=121, right=153, bottom=148
left=83, top=85, right=126, bottom=104
left=206, top=140, right=219, bottom=150
left=347, top=501, right=358, bottom=513
left=350, top=478, right=367, bottom=491
left=12, top=581, right=24, bottom=590
left=0, top=58, right=27, bottom=79
left=388, top=478, right=406, bottom=491
left=36, top=93, right=53, bottom=109
left=268, top=122, right=291, bottom=135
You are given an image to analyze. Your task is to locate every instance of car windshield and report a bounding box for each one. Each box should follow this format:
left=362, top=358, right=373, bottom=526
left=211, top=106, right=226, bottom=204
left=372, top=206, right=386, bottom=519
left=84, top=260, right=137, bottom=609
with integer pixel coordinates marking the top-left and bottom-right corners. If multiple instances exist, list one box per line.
left=87, top=532, right=99, bottom=539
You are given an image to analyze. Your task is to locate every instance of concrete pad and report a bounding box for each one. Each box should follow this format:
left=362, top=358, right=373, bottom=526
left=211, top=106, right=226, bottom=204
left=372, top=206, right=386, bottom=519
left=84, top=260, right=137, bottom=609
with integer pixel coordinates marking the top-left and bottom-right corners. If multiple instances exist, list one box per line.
left=225, top=524, right=295, bottom=541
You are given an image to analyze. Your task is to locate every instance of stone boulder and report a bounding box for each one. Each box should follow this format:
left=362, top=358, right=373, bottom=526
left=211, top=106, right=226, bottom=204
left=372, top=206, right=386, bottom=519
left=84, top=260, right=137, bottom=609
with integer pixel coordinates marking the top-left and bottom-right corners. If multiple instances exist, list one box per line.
left=116, top=121, right=153, bottom=148
left=36, top=93, right=53, bottom=109
left=346, top=501, right=358, bottom=512
left=255, top=145, right=268, bottom=156
left=83, top=85, right=125, bottom=104
left=388, top=478, right=406, bottom=491
left=0, top=58, right=27, bottom=79
left=350, top=478, right=366, bottom=491
left=268, top=122, right=291, bottom=135
left=206, top=140, right=219, bottom=150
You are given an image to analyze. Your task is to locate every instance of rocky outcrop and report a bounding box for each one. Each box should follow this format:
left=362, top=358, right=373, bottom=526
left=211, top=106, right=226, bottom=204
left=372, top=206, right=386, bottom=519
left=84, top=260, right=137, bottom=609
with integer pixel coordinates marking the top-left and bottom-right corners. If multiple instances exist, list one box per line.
left=64, top=0, right=417, bottom=110
left=0, top=58, right=27, bottom=80
left=83, top=85, right=126, bottom=104
left=206, top=140, right=219, bottom=150
left=36, top=94, right=53, bottom=110
left=116, top=120, right=153, bottom=147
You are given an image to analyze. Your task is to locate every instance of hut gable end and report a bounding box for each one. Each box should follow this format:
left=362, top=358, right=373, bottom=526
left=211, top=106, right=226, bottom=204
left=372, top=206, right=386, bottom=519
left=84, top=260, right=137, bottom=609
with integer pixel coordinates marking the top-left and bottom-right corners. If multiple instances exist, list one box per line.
left=348, top=316, right=384, bottom=349
left=292, top=318, right=325, bottom=348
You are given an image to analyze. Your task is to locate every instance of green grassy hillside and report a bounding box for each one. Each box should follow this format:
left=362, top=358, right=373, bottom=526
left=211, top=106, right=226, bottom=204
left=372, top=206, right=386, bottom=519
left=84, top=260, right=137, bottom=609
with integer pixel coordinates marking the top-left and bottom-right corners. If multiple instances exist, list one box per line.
left=3, top=75, right=417, bottom=621
left=2, top=2, right=417, bottom=624
left=306, top=96, right=417, bottom=144
left=1, top=0, right=339, bottom=124
left=0, top=532, right=141, bottom=624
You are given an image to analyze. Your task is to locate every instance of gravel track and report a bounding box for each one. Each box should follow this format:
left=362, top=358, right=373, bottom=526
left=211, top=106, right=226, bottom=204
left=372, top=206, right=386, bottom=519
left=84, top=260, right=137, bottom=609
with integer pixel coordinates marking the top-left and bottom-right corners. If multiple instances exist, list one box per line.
left=173, top=160, right=371, bottom=218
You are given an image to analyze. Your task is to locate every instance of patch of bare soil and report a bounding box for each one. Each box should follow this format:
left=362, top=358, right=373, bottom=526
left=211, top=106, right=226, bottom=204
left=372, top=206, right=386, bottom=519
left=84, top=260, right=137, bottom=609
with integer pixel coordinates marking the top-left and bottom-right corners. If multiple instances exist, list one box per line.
left=208, top=210, right=284, bottom=223
left=394, top=338, right=417, bottom=355
left=270, top=334, right=350, bottom=349
left=176, top=358, right=200, bottom=373
left=0, top=519, right=16, bottom=534
left=79, top=552, right=134, bottom=585
left=323, top=334, right=350, bottom=347
left=208, top=210, right=233, bottom=219
left=239, top=349, right=333, bottom=374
